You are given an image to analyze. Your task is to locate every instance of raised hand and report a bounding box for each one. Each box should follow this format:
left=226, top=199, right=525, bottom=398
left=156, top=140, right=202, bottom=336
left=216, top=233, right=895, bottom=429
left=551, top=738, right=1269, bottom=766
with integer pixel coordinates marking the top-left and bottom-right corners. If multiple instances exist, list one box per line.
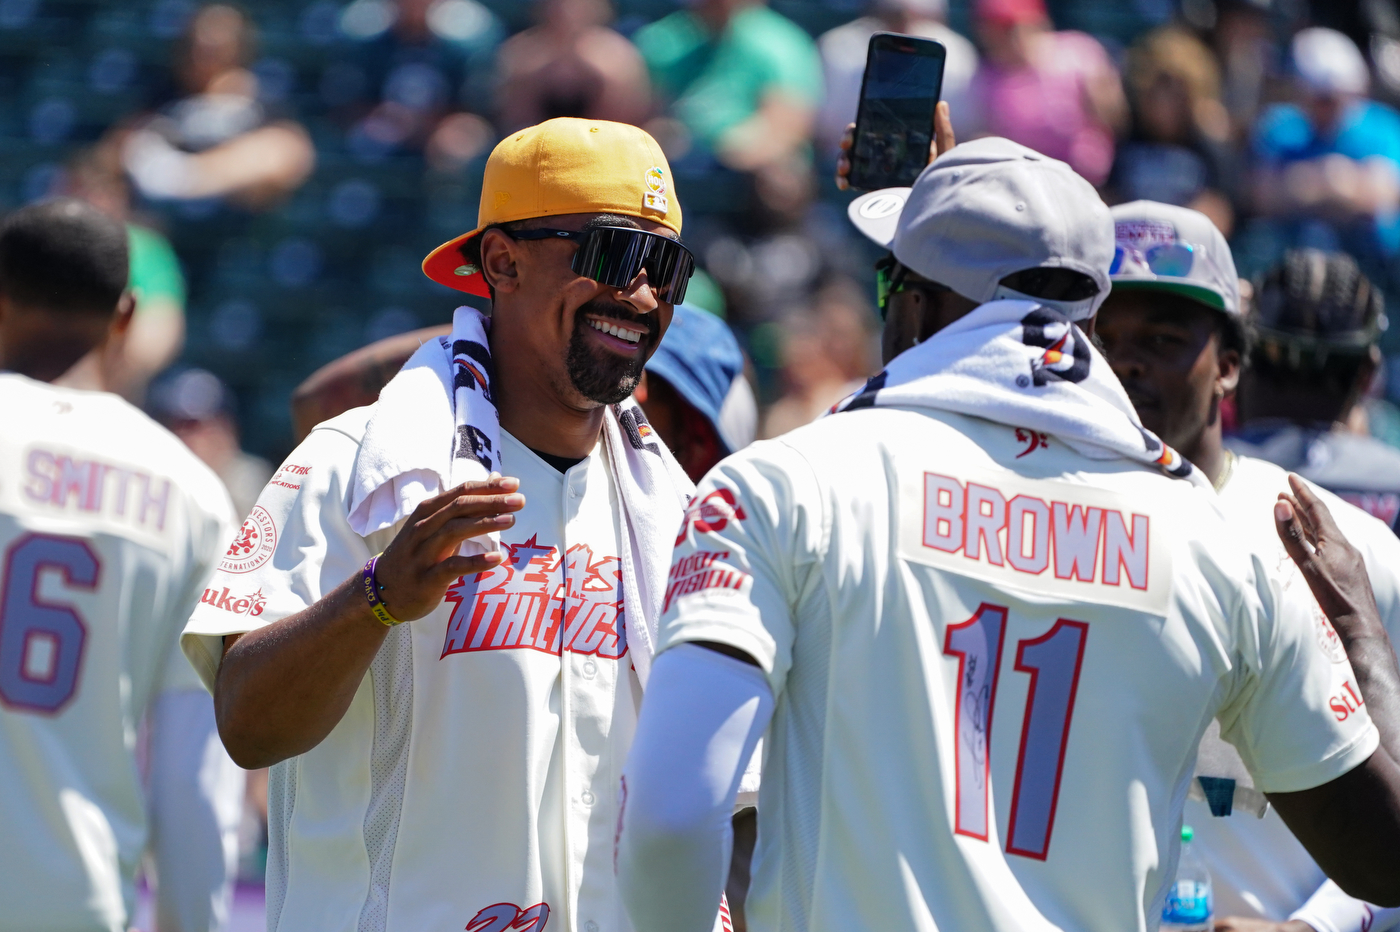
left=835, top=100, right=956, bottom=192
left=373, top=474, right=524, bottom=622
left=1273, top=474, right=1382, bottom=640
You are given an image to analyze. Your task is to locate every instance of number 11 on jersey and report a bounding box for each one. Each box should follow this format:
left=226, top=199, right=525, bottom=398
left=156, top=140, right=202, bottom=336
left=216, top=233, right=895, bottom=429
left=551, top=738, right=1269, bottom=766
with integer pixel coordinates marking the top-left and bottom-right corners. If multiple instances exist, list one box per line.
left=944, top=603, right=1088, bottom=860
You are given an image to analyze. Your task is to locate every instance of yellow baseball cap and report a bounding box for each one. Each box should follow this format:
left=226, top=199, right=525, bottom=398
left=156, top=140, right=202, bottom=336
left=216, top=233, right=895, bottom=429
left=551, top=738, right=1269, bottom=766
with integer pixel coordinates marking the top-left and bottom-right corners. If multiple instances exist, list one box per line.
left=423, top=118, right=683, bottom=296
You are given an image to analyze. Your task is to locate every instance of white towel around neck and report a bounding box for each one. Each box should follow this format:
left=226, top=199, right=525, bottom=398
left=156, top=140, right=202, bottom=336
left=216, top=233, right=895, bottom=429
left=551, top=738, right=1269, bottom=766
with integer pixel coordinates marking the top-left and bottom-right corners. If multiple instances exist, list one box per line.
left=346, top=306, right=694, bottom=684
left=834, top=299, right=1210, bottom=490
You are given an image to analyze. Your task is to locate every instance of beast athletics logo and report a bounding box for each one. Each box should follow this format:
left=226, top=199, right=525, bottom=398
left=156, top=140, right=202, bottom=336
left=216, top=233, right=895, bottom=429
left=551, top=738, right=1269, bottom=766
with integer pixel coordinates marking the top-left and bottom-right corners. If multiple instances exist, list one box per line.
left=220, top=505, right=277, bottom=574
left=1019, top=307, right=1091, bottom=387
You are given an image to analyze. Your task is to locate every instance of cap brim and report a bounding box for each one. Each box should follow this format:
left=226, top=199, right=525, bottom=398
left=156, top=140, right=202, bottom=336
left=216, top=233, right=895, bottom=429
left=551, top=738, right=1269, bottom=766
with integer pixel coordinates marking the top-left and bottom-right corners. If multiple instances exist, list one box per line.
left=847, top=187, right=911, bottom=248
left=423, top=228, right=491, bottom=297
left=1110, top=278, right=1230, bottom=314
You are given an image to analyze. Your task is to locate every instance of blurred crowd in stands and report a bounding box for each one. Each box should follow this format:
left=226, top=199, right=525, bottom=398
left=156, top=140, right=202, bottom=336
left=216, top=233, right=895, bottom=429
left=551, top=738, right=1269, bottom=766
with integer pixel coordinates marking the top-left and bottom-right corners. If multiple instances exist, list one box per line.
left=10, top=0, right=1400, bottom=909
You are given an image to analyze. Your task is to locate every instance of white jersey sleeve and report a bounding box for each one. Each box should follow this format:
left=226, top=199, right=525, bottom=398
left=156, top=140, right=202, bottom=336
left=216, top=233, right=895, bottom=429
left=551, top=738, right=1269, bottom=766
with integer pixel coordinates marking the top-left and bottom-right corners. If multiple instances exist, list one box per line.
left=1213, top=537, right=1379, bottom=793
left=654, top=439, right=826, bottom=693
left=181, top=408, right=374, bottom=692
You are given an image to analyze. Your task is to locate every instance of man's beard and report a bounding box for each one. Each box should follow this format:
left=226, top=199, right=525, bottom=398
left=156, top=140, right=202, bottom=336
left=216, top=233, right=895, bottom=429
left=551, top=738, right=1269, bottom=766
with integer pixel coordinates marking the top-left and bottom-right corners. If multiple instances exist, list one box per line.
left=565, top=298, right=658, bottom=405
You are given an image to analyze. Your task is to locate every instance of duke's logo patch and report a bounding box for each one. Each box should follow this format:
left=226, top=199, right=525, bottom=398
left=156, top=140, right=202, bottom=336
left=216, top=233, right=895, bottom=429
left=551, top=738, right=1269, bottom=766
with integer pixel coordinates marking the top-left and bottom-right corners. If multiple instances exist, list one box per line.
left=220, top=505, right=277, bottom=574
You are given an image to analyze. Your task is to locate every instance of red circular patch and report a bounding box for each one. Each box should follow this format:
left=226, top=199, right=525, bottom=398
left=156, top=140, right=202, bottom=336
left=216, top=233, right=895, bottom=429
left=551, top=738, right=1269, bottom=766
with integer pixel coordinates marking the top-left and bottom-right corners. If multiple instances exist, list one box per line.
left=220, top=505, right=278, bottom=574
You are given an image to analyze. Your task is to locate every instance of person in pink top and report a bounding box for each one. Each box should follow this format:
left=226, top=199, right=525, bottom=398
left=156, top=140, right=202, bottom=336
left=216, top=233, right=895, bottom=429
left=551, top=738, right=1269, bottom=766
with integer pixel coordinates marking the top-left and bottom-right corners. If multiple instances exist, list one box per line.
left=965, top=0, right=1127, bottom=185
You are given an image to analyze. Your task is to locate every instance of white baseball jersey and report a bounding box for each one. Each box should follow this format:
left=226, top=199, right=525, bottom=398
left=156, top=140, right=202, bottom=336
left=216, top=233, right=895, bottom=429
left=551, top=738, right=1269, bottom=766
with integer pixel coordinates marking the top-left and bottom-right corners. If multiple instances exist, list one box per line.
left=0, top=373, right=235, bottom=932
left=1187, top=453, right=1400, bottom=925
left=658, top=406, right=1379, bottom=932
left=182, top=406, right=645, bottom=932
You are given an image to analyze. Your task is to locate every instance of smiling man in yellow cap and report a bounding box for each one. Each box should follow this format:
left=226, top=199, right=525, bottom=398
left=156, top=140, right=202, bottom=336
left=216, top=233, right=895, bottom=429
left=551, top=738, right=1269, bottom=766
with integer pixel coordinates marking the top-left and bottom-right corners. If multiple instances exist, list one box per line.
left=181, top=118, right=711, bottom=932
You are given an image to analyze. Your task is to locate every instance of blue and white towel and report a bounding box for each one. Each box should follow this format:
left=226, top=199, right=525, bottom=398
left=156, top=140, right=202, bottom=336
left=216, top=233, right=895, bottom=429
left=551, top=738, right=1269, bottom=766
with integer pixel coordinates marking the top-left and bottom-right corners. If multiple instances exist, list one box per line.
left=835, top=299, right=1210, bottom=489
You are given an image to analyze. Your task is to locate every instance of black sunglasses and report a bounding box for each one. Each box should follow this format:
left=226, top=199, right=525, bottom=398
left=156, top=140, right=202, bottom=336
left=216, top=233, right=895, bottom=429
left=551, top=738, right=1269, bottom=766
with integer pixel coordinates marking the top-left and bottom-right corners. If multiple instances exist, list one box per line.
left=507, top=225, right=696, bottom=304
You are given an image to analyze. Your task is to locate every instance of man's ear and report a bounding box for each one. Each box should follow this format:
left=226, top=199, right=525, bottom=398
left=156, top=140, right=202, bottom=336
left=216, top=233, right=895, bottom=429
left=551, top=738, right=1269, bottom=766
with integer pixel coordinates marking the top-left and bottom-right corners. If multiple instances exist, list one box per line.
left=110, top=291, right=136, bottom=340
left=1354, top=346, right=1382, bottom=399
left=479, top=229, right=522, bottom=296
left=1218, top=346, right=1242, bottom=396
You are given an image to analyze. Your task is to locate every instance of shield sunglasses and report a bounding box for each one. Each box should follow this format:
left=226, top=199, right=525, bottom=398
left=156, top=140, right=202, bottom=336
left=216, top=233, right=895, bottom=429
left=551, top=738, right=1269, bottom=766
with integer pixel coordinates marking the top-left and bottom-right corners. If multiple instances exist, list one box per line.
left=507, top=225, right=697, bottom=304
left=1110, top=242, right=1201, bottom=278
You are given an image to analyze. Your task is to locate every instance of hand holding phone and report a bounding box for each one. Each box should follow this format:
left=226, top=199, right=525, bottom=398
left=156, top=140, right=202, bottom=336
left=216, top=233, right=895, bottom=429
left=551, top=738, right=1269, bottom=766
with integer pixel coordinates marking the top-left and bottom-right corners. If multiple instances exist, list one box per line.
left=845, top=33, right=948, bottom=191
left=836, top=101, right=955, bottom=192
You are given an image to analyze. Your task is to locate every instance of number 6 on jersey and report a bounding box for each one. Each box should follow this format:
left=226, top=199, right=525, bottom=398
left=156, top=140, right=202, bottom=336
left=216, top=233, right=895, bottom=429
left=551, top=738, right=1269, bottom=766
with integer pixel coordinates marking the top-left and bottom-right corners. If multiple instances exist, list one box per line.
left=944, top=603, right=1088, bottom=860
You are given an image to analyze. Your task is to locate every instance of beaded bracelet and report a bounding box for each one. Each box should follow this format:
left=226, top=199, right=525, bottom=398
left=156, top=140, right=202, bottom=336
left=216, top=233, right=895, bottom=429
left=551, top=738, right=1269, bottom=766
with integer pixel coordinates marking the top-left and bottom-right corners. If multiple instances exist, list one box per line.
left=361, top=553, right=405, bottom=627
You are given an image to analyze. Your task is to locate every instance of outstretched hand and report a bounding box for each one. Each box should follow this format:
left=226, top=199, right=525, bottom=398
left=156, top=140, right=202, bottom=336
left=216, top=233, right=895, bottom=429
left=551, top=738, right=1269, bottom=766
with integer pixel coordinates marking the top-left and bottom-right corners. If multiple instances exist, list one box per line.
left=1273, top=474, right=1383, bottom=639
left=835, top=100, right=956, bottom=192
left=1213, top=918, right=1316, bottom=932
left=372, top=474, right=524, bottom=622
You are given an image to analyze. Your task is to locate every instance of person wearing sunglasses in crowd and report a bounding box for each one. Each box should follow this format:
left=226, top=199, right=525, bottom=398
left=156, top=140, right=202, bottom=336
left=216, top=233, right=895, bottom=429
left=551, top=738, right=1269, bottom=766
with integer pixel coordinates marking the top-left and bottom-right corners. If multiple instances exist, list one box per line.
left=616, top=134, right=1400, bottom=932
left=180, top=118, right=717, bottom=932
left=1095, top=202, right=1400, bottom=932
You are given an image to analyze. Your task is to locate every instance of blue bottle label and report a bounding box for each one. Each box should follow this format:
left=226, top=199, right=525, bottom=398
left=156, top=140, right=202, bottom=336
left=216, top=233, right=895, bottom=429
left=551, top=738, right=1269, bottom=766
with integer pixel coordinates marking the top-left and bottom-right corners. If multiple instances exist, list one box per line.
left=1162, top=880, right=1211, bottom=924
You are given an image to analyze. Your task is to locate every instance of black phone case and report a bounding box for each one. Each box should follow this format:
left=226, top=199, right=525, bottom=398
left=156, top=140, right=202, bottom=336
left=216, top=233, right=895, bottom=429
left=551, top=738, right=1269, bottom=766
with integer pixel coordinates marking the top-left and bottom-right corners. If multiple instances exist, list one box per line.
left=849, top=33, right=946, bottom=192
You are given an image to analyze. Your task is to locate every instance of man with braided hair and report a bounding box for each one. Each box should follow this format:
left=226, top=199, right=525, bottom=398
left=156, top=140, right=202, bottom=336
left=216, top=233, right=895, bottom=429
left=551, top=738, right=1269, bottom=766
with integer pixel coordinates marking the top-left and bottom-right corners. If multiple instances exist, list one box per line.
left=1096, top=207, right=1400, bottom=932
left=1232, top=249, right=1400, bottom=537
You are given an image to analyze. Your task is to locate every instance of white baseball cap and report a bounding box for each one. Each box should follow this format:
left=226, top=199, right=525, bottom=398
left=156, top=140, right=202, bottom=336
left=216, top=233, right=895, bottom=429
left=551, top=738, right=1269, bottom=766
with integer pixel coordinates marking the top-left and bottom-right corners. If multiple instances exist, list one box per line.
left=1109, top=200, right=1240, bottom=317
left=1292, top=27, right=1369, bottom=97
left=850, top=137, right=1114, bottom=321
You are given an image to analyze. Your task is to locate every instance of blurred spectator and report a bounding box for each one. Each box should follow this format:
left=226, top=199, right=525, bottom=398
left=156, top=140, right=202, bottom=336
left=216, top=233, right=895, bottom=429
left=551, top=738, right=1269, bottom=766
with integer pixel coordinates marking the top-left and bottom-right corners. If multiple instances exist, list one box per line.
left=1252, top=28, right=1400, bottom=267
left=112, top=5, right=316, bottom=209
left=1231, top=248, right=1400, bottom=534
left=148, top=368, right=273, bottom=521
left=635, top=303, right=757, bottom=481
left=635, top=0, right=823, bottom=173
left=704, top=159, right=821, bottom=322
left=815, top=0, right=978, bottom=155
left=63, top=148, right=188, bottom=400
left=963, top=0, right=1127, bottom=186
left=333, top=0, right=505, bottom=171
left=760, top=280, right=877, bottom=439
left=495, top=0, right=651, bottom=133
left=1210, top=0, right=1280, bottom=134
left=1108, top=27, right=1238, bottom=236
left=290, top=324, right=452, bottom=440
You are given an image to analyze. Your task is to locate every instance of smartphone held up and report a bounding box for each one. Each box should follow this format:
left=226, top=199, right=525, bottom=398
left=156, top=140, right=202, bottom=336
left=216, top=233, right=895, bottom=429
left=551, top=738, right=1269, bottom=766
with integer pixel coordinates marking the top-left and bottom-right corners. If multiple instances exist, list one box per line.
left=848, top=33, right=947, bottom=192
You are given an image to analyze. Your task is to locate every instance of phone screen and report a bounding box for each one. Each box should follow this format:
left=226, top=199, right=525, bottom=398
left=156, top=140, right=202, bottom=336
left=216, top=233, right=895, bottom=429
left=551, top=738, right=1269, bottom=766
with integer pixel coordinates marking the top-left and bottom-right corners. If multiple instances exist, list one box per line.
left=850, top=34, right=947, bottom=191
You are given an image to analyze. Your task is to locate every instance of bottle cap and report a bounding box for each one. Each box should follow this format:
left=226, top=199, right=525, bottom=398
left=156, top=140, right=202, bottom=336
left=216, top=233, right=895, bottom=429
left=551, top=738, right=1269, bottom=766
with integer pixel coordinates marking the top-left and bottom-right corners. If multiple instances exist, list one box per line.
left=1181, top=825, right=1194, bottom=843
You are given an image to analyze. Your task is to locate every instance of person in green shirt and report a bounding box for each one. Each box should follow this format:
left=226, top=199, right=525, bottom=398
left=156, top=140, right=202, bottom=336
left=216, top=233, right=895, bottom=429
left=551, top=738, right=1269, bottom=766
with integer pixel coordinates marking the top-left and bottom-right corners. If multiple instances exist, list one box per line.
left=65, top=148, right=188, bottom=399
left=636, top=0, right=823, bottom=172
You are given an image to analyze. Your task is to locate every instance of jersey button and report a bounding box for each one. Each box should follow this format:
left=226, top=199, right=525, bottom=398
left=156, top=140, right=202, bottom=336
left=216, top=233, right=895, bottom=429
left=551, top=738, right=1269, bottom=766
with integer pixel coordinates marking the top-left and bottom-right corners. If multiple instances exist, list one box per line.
left=569, top=485, right=579, bottom=498
left=582, top=659, right=597, bottom=678
left=580, top=790, right=595, bottom=806
left=585, top=922, right=599, bottom=932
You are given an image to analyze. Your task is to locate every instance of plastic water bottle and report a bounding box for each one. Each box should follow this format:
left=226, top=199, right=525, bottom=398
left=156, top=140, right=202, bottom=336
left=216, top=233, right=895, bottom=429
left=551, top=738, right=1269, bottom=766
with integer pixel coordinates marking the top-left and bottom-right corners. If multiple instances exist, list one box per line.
left=1161, top=825, right=1213, bottom=931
